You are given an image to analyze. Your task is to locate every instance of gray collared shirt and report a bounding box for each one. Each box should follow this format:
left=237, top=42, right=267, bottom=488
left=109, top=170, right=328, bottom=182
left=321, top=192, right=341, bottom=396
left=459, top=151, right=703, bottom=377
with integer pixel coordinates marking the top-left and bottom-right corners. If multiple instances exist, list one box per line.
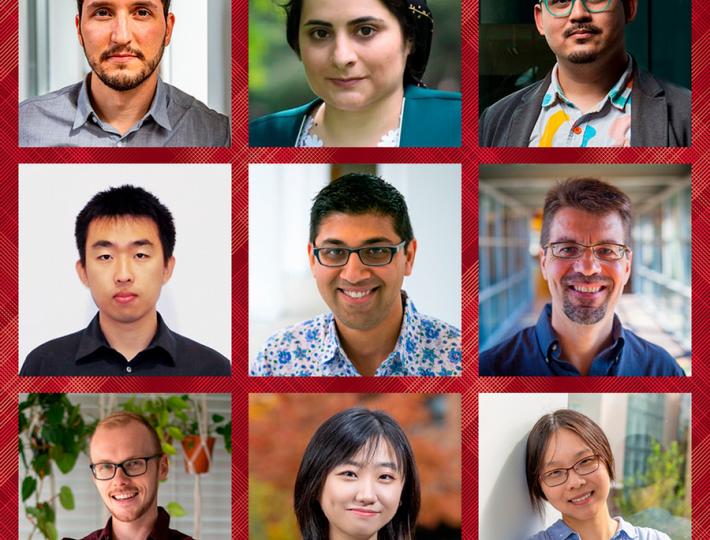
left=19, top=76, right=230, bottom=147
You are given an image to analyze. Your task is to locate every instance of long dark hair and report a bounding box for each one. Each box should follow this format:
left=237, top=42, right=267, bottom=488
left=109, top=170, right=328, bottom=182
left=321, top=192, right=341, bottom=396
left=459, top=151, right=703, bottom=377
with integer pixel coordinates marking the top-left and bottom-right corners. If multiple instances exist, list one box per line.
left=294, top=408, right=421, bottom=540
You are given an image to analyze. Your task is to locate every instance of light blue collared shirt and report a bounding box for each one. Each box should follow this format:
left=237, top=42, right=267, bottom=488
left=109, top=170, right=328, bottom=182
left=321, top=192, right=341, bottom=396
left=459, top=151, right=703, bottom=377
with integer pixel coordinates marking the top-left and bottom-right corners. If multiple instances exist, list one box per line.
left=526, top=517, right=672, bottom=540
left=19, top=75, right=230, bottom=147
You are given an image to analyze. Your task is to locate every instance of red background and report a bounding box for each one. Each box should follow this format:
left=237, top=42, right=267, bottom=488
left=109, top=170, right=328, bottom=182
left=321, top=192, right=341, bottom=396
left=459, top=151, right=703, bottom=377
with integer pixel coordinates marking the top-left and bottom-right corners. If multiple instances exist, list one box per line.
left=1, top=1, right=707, bottom=538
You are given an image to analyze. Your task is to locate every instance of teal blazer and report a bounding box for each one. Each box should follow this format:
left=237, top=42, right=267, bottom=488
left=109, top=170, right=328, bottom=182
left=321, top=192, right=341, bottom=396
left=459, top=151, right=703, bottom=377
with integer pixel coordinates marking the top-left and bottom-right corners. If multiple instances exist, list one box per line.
left=249, top=85, right=461, bottom=147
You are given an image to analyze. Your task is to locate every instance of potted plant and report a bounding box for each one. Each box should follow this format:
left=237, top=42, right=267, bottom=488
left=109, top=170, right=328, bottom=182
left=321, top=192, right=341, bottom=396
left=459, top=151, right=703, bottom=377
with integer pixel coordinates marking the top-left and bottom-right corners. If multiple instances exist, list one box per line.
left=178, top=395, right=232, bottom=474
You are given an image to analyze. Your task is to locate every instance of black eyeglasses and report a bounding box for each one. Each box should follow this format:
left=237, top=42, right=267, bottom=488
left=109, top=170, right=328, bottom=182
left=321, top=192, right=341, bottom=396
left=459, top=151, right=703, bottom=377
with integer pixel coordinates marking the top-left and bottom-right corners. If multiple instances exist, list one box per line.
left=540, top=455, right=601, bottom=487
left=539, top=0, right=614, bottom=18
left=545, top=241, right=630, bottom=262
left=89, top=454, right=162, bottom=480
left=313, top=241, right=407, bottom=267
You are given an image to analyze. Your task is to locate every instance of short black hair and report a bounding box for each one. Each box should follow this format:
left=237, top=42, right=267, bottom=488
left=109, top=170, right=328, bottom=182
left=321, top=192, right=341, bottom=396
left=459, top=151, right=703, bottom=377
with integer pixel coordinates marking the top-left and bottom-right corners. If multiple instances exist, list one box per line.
left=76, top=0, right=172, bottom=18
left=75, top=185, right=176, bottom=266
left=294, top=408, right=421, bottom=540
left=310, top=173, right=415, bottom=245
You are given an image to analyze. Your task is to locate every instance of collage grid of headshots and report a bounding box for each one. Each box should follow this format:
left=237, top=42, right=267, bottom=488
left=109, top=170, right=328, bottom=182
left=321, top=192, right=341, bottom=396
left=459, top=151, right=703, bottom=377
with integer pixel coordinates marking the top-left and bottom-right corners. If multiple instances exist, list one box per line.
left=3, top=0, right=704, bottom=539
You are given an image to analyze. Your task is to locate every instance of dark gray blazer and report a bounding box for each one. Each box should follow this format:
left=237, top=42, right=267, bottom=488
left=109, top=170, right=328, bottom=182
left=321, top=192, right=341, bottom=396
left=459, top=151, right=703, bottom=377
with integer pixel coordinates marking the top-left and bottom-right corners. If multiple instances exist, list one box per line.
left=479, top=64, right=690, bottom=147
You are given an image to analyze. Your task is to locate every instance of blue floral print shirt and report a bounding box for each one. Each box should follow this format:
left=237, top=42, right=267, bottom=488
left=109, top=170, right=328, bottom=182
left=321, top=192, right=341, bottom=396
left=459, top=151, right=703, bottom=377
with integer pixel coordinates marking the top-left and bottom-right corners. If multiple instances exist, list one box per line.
left=251, top=293, right=461, bottom=376
left=526, top=517, right=671, bottom=540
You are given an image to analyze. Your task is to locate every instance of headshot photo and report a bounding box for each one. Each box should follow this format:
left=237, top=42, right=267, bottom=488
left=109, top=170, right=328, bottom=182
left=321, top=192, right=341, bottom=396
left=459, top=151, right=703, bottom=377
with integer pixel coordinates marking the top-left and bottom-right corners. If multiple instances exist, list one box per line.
left=248, top=0, right=461, bottom=147
left=478, top=164, right=690, bottom=376
left=19, top=164, right=231, bottom=376
left=19, top=393, right=231, bottom=540
left=249, top=163, right=462, bottom=377
left=479, top=0, right=691, bottom=147
left=479, top=392, right=691, bottom=540
left=18, top=0, right=231, bottom=147
left=249, top=393, right=461, bottom=539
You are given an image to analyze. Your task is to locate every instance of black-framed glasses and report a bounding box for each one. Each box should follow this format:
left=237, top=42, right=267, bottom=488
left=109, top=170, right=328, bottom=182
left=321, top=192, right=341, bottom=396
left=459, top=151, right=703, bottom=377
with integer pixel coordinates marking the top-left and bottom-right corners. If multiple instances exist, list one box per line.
left=540, top=455, right=601, bottom=487
left=313, top=241, right=407, bottom=267
left=539, top=0, right=613, bottom=17
left=545, top=241, right=630, bottom=262
left=90, top=454, right=162, bottom=480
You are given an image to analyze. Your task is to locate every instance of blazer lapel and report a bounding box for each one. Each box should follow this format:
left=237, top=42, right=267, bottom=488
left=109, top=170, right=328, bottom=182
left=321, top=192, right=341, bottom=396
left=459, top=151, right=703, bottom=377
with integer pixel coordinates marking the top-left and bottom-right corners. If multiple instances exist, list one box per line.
left=632, top=67, right=668, bottom=146
left=506, top=72, right=551, bottom=146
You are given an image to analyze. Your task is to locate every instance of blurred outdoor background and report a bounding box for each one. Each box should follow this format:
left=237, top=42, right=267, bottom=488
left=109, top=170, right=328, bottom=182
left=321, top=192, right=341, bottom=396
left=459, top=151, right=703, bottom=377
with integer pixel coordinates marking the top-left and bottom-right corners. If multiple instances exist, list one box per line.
left=479, top=0, right=691, bottom=113
left=249, top=0, right=461, bottom=120
left=249, top=394, right=462, bottom=539
left=480, top=393, right=691, bottom=540
left=478, top=164, right=691, bottom=374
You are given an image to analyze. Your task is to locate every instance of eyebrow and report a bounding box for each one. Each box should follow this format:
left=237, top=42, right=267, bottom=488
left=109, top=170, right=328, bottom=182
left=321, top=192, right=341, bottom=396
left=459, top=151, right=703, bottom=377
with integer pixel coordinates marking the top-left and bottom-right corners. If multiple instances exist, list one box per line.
left=303, top=16, right=387, bottom=28
left=90, top=239, right=155, bottom=249
left=551, top=237, right=623, bottom=245
left=544, top=449, right=594, bottom=468
left=341, top=459, right=399, bottom=470
left=84, top=0, right=160, bottom=9
left=318, top=236, right=397, bottom=246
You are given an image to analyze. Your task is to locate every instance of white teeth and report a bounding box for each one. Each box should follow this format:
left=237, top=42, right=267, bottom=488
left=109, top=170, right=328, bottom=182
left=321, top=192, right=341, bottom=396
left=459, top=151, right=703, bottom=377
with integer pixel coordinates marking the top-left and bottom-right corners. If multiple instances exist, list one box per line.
left=570, top=492, right=592, bottom=503
left=573, top=286, right=601, bottom=293
left=113, top=492, right=137, bottom=500
left=343, top=290, right=370, bottom=298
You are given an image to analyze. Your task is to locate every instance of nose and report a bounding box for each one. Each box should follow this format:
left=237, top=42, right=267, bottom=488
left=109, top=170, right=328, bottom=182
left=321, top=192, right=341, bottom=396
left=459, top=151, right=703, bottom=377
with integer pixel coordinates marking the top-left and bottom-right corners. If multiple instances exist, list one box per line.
left=355, top=479, right=377, bottom=504
left=338, top=252, right=372, bottom=283
left=111, top=11, right=132, bottom=44
left=566, top=468, right=587, bottom=489
left=569, top=0, right=593, bottom=21
left=332, top=34, right=357, bottom=70
left=114, top=256, right=134, bottom=284
left=572, top=247, right=601, bottom=276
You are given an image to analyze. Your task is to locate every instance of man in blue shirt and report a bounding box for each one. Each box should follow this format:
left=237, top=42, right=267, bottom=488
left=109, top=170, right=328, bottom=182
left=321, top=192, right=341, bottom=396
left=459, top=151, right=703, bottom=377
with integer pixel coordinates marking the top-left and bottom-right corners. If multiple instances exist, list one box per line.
left=252, top=173, right=461, bottom=376
left=480, top=177, right=684, bottom=376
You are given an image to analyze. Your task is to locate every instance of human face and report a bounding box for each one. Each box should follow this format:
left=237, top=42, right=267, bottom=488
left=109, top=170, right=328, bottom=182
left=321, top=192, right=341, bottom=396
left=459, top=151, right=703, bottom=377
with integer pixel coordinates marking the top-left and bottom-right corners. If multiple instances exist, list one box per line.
left=308, top=212, right=416, bottom=332
left=76, top=0, right=174, bottom=91
left=298, top=0, right=412, bottom=112
left=540, top=208, right=631, bottom=326
left=534, top=0, right=637, bottom=65
left=320, top=441, right=405, bottom=540
left=76, top=216, right=175, bottom=327
left=90, top=422, right=168, bottom=524
left=539, top=428, right=611, bottom=524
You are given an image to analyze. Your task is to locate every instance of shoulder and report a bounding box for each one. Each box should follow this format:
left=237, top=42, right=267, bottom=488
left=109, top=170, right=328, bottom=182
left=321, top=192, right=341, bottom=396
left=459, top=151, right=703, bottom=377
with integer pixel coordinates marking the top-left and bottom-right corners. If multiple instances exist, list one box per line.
left=20, top=82, right=82, bottom=113
left=479, top=79, right=546, bottom=145
left=401, top=86, right=461, bottom=147
left=170, top=331, right=231, bottom=376
left=619, top=328, right=685, bottom=376
left=479, top=326, right=541, bottom=376
left=409, top=309, right=461, bottom=375
left=637, top=68, right=691, bottom=104
left=251, top=315, right=330, bottom=376
left=249, top=101, right=317, bottom=147
left=20, top=330, right=84, bottom=376
left=163, top=83, right=230, bottom=144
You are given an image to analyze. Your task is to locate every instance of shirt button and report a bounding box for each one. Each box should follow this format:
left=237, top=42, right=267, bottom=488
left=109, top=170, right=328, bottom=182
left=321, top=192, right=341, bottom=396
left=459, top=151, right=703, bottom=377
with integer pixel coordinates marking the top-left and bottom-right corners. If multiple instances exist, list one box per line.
left=551, top=344, right=558, bottom=351
left=117, top=141, right=124, bottom=147
left=572, top=126, right=583, bottom=135
left=126, top=366, right=132, bottom=373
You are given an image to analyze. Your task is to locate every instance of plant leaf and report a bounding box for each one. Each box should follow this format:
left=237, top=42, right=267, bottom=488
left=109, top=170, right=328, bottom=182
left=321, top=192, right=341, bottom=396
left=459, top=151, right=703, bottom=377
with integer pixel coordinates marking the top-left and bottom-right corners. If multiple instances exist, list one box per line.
left=59, top=485, right=75, bottom=510
left=21, top=476, right=37, bottom=502
left=166, top=427, right=185, bottom=441
left=166, top=501, right=186, bottom=517
left=162, top=442, right=177, bottom=455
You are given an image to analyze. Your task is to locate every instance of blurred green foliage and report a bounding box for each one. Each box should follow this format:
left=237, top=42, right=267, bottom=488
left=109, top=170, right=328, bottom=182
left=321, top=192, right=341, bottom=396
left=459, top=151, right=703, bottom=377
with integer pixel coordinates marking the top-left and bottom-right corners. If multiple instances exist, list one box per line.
left=248, top=0, right=461, bottom=119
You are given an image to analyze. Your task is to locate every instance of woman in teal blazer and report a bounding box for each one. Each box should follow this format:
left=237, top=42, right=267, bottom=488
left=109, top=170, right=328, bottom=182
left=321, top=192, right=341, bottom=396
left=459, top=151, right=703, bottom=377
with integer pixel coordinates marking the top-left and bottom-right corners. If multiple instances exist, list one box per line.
left=249, top=0, right=461, bottom=148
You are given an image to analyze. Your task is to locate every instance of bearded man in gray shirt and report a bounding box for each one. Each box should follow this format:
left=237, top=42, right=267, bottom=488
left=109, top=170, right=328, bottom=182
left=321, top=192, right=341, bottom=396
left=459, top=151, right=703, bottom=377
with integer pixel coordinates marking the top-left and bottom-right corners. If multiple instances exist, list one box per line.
left=19, top=0, right=230, bottom=147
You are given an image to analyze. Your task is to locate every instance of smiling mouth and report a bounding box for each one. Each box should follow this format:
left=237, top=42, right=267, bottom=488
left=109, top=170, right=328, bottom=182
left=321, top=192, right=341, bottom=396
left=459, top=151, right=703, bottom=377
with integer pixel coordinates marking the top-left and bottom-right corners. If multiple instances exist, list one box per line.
left=339, top=287, right=377, bottom=301
left=570, top=285, right=604, bottom=293
left=348, top=508, right=380, bottom=517
left=328, top=77, right=365, bottom=87
left=111, top=490, right=138, bottom=502
left=569, top=491, right=594, bottom=504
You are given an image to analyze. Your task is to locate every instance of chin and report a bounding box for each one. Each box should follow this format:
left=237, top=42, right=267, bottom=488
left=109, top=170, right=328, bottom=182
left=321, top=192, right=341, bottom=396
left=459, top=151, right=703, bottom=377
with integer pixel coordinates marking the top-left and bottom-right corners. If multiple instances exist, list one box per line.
left=567, top=51, right=600, bottom=64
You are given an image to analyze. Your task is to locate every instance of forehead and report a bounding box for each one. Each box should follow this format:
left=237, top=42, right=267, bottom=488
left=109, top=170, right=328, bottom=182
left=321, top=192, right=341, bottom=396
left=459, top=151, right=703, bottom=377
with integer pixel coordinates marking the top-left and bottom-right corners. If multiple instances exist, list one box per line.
left=301, top=0, right=398, bottom=23
left=315, top=212, right=399, bottom=244
left=549, top=207, right=625, bottom=243
left=542, top=428, right=591, bottom=465
left=82, top=0, right=164, bottom=12
left=86, top=216, right=161, bottom=243
left=90, top=421, right=157, bottom=461
left=344, top=437, right=400, bottom=469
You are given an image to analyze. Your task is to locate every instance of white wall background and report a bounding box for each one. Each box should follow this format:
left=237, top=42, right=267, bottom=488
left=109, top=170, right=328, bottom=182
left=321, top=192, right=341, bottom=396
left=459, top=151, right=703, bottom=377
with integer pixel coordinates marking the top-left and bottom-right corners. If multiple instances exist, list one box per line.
left=19, top=164, right=232, bottom=365
left=248, top=163, right=462, bottom=363
left=18, top=0, right=231, bottom=115
left=18, top=393, right=231, bottom=540
left=479, top=393, right=567, bottom=540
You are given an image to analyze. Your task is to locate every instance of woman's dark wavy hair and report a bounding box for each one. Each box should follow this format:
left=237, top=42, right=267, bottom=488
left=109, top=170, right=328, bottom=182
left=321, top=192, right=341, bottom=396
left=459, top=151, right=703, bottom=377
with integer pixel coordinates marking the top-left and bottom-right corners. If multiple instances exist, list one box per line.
left=282, top=0, right=433, bottom=86
left=294, top=408, right=421, bottom=540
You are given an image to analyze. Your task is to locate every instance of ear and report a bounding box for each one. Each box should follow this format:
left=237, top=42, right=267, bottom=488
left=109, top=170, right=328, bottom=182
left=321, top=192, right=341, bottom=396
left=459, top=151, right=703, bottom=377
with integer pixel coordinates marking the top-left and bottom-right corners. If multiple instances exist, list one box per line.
left=621, top=248, right=632, bottom=286
left=76, top=260, right=89, bottom=287
left=307, top=243, right=317, bottom=276
left=539, top=247, right=548, bottom=281
left=624, top=0, right=638, bottom=23
left=75, top=14, right=83, bottom=47
left=158, top=453, right=169, bottom=481
left=162, top=256, right=176, bottom=285
left=533, top=3, right=545, bottom=36
left=404, top=239, right=417, bottom=277
left=163, top=12, right=176, bottom=46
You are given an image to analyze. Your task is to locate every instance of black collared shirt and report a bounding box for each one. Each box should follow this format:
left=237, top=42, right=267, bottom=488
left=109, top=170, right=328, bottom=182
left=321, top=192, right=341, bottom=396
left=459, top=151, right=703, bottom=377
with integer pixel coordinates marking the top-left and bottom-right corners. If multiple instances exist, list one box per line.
left=63, top=506, right=193, bottom=540
left=20, top=313, right=230, bottom=376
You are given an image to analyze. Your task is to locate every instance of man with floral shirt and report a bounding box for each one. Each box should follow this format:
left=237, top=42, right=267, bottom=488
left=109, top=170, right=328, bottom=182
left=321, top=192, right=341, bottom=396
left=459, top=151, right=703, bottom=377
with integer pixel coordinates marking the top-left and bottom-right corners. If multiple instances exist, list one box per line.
left=251, top=173, right=461, bottom=376
left=479, top=0, right=689, bottom=147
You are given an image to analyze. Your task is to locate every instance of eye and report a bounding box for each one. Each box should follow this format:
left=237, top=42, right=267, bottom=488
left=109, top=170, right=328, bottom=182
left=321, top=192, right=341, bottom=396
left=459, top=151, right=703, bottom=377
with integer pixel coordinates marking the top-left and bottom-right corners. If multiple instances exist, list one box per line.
left=379, top=473, right=396, bottom=481
left=356, top=25, right=377, bottom=38
left=97, top=254, right=112, bottom=261
left=309, top=28, right=331, bottom=41
left=135, top=252, right=150, bottom=260
left=337, top=470, right=357, bottom=479
left=95, top=462, right=114, bottom=472
left=363, top=247, right=388, bottom=256
left=135, top=8, right=151, bottom=17
left=321, top=247, right=345, bottom=257
left=543, top=468, right=565, bottom=480
left=93, top=7, right=111, bottom=18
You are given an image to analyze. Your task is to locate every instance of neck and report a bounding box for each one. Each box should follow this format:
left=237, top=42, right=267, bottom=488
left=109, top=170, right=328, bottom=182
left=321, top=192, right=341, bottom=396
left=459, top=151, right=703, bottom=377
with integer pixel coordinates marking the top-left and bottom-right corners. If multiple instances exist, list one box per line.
left=551, top=308, right=615, bottom=375
left=315, top=86, right=405, bottom=146
left=111, top=506, right=159, bottom=540
left=336, top=295, right=405, bottom=376
left=556, top=51, right=628, bottom=112
left=99, top=310, right=159, bottom=361
left=329, top=525, right=377, bottom=540
left=88, top=72, right=160, bottom=135
left=563, top=510, right=617, bottom=540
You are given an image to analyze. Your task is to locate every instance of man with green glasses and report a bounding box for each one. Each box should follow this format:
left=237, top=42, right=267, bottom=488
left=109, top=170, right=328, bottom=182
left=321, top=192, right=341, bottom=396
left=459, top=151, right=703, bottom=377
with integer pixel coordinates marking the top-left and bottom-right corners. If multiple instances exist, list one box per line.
left=480, top=0, right=690, bottom=147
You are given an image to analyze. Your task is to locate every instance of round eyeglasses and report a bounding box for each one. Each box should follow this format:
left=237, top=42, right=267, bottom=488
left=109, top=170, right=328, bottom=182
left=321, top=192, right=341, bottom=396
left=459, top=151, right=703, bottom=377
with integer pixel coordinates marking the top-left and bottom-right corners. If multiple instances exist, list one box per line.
left=89, top=454, right=162, bottom=480
left=540, top=455, right=601, bottom=487
left=313, top=241, right=407, bottom=267
left=539, top=0, right=613, bottom=18
left=545, top=241, right=629, bottom=262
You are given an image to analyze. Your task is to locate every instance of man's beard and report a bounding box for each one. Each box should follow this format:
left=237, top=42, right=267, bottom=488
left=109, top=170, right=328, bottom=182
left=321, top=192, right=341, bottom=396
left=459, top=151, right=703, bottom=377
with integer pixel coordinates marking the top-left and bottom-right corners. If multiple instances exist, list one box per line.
left=562, top=296, right=607, bottom=324
left=568, top=51, right=600, bottom=64
left=85, top=43, right=165, bottom=92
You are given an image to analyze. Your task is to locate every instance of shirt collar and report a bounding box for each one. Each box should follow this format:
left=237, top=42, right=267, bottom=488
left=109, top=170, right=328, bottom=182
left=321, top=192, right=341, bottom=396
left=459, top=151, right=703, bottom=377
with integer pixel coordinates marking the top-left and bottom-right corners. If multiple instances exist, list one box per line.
left=75, top=312, right=178, bottom=364
left=94, top=506, right=176, bottom=540
left=543, top=55, right=634, bottom=112
left=544, top=517, right=638, bottom=539
left=73, top=75, right=173, bottom=132
left=535, top=304, right=625, bottom=365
